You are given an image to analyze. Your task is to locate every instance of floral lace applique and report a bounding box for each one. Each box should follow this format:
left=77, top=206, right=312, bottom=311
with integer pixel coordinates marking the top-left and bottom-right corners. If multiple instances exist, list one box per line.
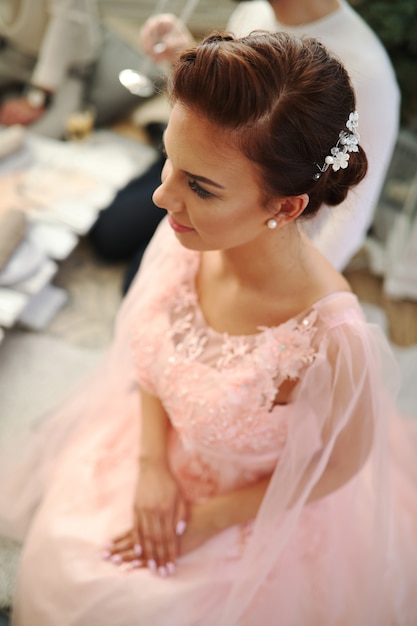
left=174, top=452, right=221, bottom=500
left=217, top=335, right=253, bottom=369
left=168, top=306, right=208, bottom=360
left=257, top=311, right=318, bottom=385
left=168, top=280, right=318, bottom=389
left=171, top=287, right=198, bottom=313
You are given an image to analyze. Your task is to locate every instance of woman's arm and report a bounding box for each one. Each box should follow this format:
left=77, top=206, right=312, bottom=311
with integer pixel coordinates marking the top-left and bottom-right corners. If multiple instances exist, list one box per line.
left=107, top=397, right=372, bottom=571
left=182, top=399, right=373, bottom=556
left=180, top=476, right=270, bottom=555
left=107, top=419, right=370, bottom=573
left=107, top=389, right=187, bottom=575
left=138, top=388, right=171, bottom=465
left=32, top=0, right=100, bottom=91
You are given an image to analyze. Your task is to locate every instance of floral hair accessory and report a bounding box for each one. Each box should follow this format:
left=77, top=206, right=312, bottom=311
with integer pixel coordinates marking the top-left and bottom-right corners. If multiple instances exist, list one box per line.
left=313, top=111, right=360, bottom=180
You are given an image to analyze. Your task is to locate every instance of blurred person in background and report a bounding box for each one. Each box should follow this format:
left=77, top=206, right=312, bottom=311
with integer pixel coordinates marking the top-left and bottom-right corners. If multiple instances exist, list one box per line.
left=0, top=0, right=157, bottom=139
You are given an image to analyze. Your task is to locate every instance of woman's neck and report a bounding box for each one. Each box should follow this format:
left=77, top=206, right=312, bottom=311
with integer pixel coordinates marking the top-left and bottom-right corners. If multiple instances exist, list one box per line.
left=269, top=0, right=341, bottom=26
left=206, top=223, right=307, bottom=295
left=197, top=224, right=342, bottom=334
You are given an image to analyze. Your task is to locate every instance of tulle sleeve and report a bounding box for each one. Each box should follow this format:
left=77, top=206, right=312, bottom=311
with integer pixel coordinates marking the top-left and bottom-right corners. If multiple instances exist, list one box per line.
left=219, top=302, right=410, bottom=624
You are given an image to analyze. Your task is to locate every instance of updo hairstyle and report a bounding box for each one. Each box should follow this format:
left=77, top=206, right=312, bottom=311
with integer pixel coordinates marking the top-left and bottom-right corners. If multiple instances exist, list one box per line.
left=169, top=31, right=368, bottom=218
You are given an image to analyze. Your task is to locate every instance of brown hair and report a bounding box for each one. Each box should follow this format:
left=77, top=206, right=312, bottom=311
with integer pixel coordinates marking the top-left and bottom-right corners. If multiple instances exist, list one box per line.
left=169, top=31, right=368, bottom=218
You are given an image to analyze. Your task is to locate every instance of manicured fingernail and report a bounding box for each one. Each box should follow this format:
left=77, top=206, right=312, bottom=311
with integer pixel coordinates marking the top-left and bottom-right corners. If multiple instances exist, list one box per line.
left=175, top=520, right=187, bottom=536
left=110, top=554, right=122, bottom=564
left=101, top=550, right=112, bottom=560
left=126, top=559, right=142, bottom=570
left=158, top=566, right=167, bottom=578
left=134, top=544, right=142, bottom=556
left=104, top=541, right=114, bottom=549
left=166, top=562, right=176, bottom=576
left=147, top=559, right=157, bottom=572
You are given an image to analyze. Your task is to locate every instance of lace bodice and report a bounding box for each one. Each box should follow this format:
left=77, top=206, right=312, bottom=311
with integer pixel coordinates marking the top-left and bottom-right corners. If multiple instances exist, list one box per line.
left=128, top=225, right=365, bottom=499
left=131, top=243, right=321, bottom=469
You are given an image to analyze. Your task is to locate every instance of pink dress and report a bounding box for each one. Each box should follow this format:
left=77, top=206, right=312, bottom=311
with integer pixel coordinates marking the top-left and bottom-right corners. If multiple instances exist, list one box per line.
left=1, top=218, right=417, bottom=625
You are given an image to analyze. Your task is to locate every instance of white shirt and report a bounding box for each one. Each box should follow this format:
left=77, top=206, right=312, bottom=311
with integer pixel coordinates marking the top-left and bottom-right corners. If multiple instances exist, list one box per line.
left=0, top=0, right=101, bottom=91
left=227, top=0, right=400, bottom=269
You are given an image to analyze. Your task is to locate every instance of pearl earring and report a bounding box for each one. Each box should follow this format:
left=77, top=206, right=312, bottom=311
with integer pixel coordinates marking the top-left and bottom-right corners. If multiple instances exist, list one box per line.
left=267, top=218, right=278, bottom=230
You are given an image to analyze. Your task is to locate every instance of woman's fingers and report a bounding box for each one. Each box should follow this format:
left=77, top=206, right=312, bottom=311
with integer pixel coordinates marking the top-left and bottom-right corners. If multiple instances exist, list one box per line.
left=160, top=508, right=177, bottom=575
left=102, top=533, right=144, bottom=569
left=103, top=471, right=186, bottom=576
left=174, top=497, right=188, bottom=540
left=103, top=508, right=179, bottom=575
left=144, top=496, right=185, bottom=572
left=149, top=512, right=170, bottom=576
left=138, top=508, right=158, bottom=569
left=103, top=536, right=175, bottom=576
left=139, top=506, right=177, bottom=574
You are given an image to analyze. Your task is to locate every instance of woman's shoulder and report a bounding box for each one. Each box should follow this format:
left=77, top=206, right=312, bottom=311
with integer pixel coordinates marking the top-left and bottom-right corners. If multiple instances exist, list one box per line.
left=311, top=290, right=363, bottom=326
left=292, top=245, right=359, bottom=329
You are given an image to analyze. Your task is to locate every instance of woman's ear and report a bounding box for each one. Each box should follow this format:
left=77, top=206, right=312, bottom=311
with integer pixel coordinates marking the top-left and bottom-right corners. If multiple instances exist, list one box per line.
left=271, top=194, right=309, bottom=226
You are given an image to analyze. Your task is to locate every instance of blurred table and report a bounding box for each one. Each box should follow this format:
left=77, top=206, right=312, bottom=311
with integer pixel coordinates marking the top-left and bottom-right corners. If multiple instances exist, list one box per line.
left=0, top=127, right=158, bottom=343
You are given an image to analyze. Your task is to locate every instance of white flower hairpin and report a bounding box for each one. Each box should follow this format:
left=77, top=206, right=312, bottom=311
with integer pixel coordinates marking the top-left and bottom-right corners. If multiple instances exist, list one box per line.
left=314, top=111, right=360, bottom=179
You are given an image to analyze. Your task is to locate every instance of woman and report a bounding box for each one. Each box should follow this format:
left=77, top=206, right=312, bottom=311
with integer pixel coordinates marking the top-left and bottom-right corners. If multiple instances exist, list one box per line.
left=1, top=32, right=416, bottom=625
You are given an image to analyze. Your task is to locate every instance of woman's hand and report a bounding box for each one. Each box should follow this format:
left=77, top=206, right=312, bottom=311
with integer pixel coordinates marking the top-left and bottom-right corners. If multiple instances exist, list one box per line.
left=103, top=497, right=218, bottom=577
left=0, top=98, right=46, bottom=126
left=104, top=459, right=188, bottom=576
left=139, top=13, right=195, bottom=66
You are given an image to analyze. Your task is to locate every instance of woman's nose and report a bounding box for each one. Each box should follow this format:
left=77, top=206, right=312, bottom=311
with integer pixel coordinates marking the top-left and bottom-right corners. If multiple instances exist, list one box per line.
left=152, top=160, right=182, bottom=212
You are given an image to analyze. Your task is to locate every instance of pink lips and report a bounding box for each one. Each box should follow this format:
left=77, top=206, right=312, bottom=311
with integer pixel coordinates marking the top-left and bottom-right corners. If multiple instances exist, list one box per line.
left=168, top=214, right=195, bottom=233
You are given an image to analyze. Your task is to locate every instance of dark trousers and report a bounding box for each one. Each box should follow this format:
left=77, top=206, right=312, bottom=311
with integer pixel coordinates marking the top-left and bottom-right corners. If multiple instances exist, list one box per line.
left=88, top=155, right=166, bottom=293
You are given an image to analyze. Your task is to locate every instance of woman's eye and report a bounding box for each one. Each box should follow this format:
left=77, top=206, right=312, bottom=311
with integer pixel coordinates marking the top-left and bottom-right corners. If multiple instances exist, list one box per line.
left=188, top=179, right=214, bottom=200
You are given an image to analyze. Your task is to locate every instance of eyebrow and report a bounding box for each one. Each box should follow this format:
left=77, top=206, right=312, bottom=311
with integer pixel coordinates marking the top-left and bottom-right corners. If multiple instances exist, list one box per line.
left=182, top=171, right=226, bottom=190
left=162, top=134, right=226, bottom=190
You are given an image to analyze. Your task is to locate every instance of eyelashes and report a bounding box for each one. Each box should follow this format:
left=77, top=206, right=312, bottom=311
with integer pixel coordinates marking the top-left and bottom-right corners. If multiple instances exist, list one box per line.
left=161, top=144, right=214, bottom=200
left=188, top=180, right=214, bottom=200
